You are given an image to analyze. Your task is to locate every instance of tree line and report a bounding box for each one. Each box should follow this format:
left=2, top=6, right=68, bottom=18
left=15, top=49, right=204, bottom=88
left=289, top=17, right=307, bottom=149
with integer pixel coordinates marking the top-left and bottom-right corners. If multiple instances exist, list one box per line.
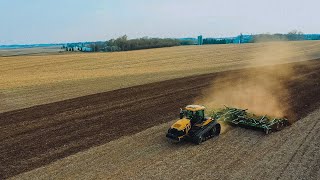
left=202, top=30, right=311, bottom=45
left=203, top=38, right=234, bottom=44
left=66, top=30, right=319, bottom=52
left=87, top=35, right=183, bottom=52
left=251, top=30, right=305, bottom=42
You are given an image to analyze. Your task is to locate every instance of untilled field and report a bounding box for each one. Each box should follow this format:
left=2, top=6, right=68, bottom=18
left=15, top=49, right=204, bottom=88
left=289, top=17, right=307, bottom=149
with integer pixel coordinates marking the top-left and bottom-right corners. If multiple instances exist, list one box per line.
left=1, top=41, right=320, bottom=112
left=1, top=59, right=320, bottom=179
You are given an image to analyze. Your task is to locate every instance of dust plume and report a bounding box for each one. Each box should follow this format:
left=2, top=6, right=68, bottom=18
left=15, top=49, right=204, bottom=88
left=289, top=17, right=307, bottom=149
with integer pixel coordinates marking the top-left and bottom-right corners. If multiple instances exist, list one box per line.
left=197, top=42, right=301, bottom=122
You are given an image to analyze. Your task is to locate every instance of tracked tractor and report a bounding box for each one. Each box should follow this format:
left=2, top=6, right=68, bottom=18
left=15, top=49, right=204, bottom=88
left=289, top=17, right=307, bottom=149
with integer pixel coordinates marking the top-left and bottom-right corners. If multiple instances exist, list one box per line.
left=166, top=105, right=221, bottom=144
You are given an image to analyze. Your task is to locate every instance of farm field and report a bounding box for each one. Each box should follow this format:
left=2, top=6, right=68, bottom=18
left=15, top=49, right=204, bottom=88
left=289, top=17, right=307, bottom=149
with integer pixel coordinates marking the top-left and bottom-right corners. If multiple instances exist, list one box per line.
left=0, top=46, right=64, bottom=57
left=1, top=41, right=320, bottom=113
left=12, top=107, right=320, bottom=180
left=3, top=1, right=320, bottom=180
left=1, top=59, right=320, bottom=179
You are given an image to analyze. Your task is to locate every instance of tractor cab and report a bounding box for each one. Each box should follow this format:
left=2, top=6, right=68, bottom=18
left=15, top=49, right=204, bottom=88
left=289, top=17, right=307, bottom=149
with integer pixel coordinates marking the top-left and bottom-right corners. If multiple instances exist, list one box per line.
left=180, top=105, right=206, bottom=125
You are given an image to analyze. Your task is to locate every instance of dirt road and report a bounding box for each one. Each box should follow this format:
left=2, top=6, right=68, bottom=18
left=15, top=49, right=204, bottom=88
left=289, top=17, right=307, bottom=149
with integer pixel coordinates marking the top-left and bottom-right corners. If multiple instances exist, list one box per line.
left=1, top=59, right=320, bottom=179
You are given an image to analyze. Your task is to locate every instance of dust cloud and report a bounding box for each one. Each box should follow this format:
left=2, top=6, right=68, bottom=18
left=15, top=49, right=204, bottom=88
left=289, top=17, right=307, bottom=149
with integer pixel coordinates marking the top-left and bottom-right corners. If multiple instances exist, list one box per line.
left=197, top=42, right=301, bottom=120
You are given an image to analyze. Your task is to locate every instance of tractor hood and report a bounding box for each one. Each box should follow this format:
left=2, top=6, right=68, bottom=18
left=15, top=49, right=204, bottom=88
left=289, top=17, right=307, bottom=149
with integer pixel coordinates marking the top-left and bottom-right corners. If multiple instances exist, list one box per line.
left=167, top=118, right=191, bottom=141
left=170, top=119, right=191, bottom=131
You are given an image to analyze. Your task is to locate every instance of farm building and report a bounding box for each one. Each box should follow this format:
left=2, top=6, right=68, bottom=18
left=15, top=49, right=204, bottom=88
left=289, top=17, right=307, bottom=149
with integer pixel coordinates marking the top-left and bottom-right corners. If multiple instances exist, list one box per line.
left=65, top=43, right=93, bottom=52
left=81, top=47, right=93, bottom=52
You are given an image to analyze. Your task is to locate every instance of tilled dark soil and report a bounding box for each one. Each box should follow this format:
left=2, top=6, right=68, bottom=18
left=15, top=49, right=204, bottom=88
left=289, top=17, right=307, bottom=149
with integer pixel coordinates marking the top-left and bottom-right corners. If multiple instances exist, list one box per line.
left=1, top=59, right=320, bottom=179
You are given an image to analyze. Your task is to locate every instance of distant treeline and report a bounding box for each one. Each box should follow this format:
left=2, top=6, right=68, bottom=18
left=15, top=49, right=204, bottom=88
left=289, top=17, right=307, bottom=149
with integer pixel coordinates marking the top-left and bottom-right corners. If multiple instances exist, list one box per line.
left=65, top=31, right=320, bottom=52
left=202, top=31, right=320, bottom=45
left=87, top=35, right=187, bottom=52
left=252, top=30, right=305, bottom=42
left=106, top=35, right=181, bottom=51
left=203, top=38, right=234, bottom=44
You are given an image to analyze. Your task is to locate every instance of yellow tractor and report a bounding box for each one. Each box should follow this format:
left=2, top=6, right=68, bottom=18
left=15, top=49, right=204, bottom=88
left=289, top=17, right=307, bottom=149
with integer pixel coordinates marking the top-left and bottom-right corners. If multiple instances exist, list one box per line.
left=166, top=105, right=221, bottom=144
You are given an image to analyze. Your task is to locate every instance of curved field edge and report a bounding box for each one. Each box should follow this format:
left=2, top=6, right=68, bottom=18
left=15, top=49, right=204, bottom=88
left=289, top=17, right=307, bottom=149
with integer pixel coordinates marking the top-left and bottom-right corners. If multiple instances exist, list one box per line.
left=1, top=41, right=320, bottom=113
left=1, top=59, right=320, bottom=179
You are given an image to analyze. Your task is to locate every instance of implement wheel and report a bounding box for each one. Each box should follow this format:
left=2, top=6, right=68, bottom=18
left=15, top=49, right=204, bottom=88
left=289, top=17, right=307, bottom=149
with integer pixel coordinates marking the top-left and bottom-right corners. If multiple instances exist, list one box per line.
left=276, top=122, right=283, bottom=131
left=265, top=128, right=272, bottom=135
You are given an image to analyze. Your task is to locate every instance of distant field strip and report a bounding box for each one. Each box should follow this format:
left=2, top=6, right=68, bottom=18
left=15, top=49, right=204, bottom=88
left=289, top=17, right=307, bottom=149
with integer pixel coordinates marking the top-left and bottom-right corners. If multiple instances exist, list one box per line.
left=0, top=47, right=64, bottom=57
left=1, top=41, right=320, bottom=112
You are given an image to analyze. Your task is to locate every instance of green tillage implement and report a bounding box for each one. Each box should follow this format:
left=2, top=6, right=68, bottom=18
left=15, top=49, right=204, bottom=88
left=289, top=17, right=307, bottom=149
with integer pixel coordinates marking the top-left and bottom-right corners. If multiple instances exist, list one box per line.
left=212, top=106, right=290, bottom=134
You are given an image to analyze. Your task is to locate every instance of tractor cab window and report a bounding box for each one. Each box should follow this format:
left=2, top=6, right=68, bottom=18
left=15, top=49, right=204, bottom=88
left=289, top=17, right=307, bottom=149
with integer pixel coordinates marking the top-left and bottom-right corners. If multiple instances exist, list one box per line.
left=186, top=110, right=195, bottom=119
left=197, top=110, right=205, bottom=120
left=186, top=110, right=205, bottom=123
left=194, top=110, right=204, bottom=122
left=186, top=110, right=204, bottom=119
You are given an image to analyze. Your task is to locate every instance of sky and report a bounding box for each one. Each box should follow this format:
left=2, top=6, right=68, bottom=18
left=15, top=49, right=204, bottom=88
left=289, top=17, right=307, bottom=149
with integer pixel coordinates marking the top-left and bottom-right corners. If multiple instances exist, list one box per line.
left=0, top=0, right=318, bottom=45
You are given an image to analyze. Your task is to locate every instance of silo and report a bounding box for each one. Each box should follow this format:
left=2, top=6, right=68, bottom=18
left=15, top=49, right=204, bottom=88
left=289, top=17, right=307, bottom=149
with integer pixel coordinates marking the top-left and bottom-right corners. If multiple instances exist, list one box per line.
left=197, top=35, right=203, bottom=45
